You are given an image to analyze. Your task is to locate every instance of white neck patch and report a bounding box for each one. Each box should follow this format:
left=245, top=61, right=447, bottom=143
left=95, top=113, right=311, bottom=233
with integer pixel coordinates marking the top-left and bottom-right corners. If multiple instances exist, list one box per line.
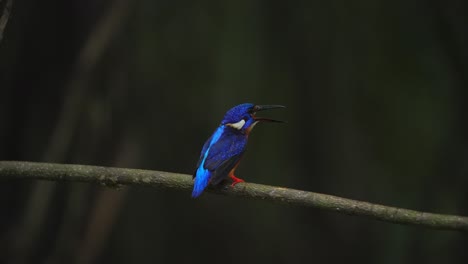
left=227, top=119, right=246, bottom=130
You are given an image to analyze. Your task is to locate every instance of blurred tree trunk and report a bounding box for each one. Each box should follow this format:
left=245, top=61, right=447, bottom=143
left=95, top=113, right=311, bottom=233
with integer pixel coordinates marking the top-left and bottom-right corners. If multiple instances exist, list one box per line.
left=0, top=0, right=13, bottom=43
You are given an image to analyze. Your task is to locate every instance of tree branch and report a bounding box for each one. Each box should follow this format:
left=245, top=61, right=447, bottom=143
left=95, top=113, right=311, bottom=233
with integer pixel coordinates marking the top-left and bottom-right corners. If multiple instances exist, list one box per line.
left=1, top=161, right=467, bottom=232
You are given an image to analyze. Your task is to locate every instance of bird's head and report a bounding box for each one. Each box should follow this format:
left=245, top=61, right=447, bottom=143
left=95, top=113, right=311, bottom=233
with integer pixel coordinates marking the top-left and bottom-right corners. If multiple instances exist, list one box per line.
left=221, top=103, right=285, bottom=134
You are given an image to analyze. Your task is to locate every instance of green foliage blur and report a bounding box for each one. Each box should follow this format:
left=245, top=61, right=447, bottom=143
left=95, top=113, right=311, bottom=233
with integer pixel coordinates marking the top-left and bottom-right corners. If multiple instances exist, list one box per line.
left=1, top=0, right=467, bottom=263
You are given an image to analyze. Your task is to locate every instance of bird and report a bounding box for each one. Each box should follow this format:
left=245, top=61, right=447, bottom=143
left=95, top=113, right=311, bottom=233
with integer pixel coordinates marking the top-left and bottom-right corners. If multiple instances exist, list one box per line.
left=192, top=103, right=285, bottom=198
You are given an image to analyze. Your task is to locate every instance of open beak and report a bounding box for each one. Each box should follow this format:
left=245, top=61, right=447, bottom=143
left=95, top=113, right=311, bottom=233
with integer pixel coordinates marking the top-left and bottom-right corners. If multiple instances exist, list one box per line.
left=253, top=105, right=286, bottom=123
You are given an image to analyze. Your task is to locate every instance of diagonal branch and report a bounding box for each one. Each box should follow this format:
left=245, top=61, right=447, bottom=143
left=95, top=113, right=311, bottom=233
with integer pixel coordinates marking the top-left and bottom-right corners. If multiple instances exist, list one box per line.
left=0, top=0, right=13, bottom=43
left=0, top=161, right=467, bottom=232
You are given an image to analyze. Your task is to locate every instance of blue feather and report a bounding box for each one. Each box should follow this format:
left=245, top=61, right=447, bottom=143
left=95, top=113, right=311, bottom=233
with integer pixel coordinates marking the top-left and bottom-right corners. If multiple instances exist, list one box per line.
left=192, top=167, right=211, bottom=198
left=192, top=126, right=224, bottom=197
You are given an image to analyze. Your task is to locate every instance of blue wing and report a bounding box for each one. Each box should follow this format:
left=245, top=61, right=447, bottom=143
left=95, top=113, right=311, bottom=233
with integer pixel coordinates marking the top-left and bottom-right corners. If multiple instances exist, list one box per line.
left=208, top=153, right=243, bottom=185
left=192, top=126, right=224, bottom=197
left=193, top=135, right=212, bottom=178
left=192, top=126, right=247, bottom=197
left=192, top=133, right=216, bottom=197
left=203, top=128, right=247, bottom=184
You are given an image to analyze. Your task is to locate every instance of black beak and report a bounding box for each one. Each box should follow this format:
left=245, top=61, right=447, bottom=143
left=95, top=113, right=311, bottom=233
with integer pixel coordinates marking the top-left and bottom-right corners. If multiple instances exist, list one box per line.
left=253, top=105, right=286, bottom=123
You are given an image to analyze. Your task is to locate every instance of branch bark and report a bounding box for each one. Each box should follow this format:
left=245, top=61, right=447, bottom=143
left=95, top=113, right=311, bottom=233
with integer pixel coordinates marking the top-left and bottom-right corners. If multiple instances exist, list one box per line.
left=1, top=161, right=467, bottom=232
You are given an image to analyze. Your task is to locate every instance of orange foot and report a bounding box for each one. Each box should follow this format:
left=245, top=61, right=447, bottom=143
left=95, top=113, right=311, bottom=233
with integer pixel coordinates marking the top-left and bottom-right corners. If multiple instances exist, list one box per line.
left=229, top=174, right=245, bottom=187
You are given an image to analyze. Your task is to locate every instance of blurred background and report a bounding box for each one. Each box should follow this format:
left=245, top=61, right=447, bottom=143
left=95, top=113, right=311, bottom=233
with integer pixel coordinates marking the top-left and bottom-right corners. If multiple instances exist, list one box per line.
left=1, top=0, right=467, bottom=263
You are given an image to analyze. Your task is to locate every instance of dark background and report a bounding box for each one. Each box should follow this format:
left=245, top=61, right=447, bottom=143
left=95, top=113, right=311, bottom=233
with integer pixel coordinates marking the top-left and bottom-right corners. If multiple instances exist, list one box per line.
left=1, top=0, right=467, bottom=263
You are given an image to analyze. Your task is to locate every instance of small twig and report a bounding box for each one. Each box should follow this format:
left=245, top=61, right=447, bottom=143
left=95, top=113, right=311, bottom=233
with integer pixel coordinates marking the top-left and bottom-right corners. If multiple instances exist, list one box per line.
left=0, top=0, right=13, bottom=43
left=0, top=161, right=467, bottom=232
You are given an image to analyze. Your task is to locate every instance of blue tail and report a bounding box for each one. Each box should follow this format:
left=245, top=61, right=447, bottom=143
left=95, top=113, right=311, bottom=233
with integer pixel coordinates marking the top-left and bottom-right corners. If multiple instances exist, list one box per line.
left=192, top=168, right=211, bottom=198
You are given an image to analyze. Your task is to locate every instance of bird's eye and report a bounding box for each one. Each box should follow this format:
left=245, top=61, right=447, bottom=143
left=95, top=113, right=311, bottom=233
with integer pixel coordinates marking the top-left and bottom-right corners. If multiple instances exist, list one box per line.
left=248, top=106, right=257, bottom=114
